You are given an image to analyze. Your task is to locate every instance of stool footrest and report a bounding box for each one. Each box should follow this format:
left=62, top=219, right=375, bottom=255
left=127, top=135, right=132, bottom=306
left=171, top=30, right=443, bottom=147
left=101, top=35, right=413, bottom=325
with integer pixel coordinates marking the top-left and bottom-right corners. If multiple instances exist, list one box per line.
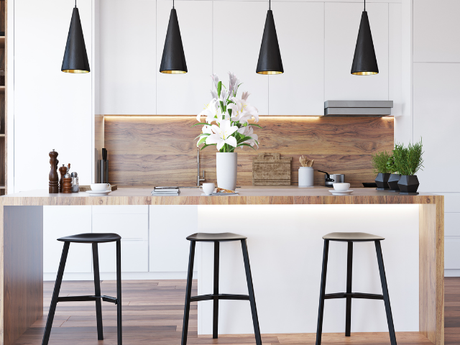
left=325, top=292, right=384, bottom=300
left=57, top=295, right=118, bottom=304
left=190, top=293, right=250, bottom=302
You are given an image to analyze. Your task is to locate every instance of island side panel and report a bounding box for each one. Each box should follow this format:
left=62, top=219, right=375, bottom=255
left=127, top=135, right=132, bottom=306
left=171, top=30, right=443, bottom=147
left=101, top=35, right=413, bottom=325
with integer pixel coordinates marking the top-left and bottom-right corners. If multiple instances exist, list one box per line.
left=3, top=206, right=43, bottom=345
left=419, top=200, right=444, bottom=345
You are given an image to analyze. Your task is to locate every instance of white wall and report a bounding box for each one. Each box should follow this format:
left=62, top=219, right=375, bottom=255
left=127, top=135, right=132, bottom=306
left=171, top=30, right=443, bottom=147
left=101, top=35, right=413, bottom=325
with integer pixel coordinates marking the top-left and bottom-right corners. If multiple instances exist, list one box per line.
left=395, top=0, right=460, bottom=275
left=9, top=0, right=94, bottom=193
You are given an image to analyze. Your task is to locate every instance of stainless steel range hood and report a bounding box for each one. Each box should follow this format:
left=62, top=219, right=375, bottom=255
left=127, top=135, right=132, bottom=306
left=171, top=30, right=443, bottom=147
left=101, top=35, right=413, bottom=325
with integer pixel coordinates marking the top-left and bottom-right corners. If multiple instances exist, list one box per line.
left=324, top=100, right=393, bottom=116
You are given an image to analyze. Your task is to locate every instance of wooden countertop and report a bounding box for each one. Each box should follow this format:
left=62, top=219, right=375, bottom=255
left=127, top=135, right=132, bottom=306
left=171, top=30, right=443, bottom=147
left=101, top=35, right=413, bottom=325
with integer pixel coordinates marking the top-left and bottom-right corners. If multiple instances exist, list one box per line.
left=0, top=186, right=443, bottom=205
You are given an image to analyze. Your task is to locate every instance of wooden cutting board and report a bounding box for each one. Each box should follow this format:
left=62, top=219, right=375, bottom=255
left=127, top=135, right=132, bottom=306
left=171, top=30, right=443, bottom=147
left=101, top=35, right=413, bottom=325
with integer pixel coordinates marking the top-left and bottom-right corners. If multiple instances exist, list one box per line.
left=252, top=153, right=292, bottom=186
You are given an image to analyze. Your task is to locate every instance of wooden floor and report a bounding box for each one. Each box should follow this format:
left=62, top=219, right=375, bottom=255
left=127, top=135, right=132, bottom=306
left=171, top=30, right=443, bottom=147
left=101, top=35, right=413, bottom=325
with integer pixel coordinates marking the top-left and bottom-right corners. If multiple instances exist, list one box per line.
left=13, top=278, right=460, bottom=345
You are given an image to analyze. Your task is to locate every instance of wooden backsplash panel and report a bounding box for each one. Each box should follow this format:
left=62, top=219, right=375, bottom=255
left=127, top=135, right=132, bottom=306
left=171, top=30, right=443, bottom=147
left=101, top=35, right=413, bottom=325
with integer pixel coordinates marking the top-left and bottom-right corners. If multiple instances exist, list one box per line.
left=104, top=116, right=394, bottom=188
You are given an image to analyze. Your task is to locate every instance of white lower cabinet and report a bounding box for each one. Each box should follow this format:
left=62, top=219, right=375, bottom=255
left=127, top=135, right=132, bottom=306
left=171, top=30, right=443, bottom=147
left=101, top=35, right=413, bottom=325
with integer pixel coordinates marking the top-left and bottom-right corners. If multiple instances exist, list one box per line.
left=92, top=206, right=149, bottom=273
left=44, top=205, right=197, bottom=279
left=149, top=205, right=198, bottom=274
left=43, top=206, right=93, bottom=275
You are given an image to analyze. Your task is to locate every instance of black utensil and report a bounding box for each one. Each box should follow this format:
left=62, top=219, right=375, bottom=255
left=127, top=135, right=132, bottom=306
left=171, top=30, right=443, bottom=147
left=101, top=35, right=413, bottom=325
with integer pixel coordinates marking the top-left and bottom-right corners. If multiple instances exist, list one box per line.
left=102, top=148, right=107, bottom=161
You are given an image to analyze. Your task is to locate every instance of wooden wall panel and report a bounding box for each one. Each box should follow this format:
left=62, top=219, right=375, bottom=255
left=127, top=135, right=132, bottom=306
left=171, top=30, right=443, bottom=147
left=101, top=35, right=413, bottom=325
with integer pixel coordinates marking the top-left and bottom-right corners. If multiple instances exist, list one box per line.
left=104, top=116, right=394, bottom=188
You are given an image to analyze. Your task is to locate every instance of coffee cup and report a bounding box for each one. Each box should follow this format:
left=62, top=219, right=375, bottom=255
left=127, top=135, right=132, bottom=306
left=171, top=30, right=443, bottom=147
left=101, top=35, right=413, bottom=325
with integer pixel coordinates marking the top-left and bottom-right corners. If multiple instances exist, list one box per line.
left=202, top=183, right=215, bottom=195
left=333, top=182, right=350, bottom=192
left=91, top=183, right=110, bottom=191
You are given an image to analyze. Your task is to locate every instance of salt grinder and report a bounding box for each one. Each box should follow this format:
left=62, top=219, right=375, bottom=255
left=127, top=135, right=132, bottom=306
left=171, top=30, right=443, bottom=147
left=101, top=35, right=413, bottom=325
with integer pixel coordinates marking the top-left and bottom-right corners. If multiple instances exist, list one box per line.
left=71, top=172, right=79, bottom=193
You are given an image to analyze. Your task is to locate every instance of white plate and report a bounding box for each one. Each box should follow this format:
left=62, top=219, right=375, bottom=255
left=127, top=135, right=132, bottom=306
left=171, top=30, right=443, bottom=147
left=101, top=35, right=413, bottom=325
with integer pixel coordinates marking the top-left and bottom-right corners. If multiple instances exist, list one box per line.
left=86, top=190, right=111, bottom=196
left=328, top=189, right=353, bottom=195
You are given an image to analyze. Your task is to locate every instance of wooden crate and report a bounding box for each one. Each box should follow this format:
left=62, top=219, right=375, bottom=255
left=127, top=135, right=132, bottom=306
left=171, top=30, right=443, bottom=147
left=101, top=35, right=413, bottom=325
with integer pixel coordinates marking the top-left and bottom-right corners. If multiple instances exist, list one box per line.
left=252, top=153, right=292, bottom=186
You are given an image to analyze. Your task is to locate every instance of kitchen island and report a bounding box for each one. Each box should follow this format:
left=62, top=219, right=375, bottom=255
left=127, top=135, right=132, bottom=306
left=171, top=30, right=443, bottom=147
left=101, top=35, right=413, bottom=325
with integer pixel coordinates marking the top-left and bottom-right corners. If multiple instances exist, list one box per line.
left=0, top=187, right=444, bottom=345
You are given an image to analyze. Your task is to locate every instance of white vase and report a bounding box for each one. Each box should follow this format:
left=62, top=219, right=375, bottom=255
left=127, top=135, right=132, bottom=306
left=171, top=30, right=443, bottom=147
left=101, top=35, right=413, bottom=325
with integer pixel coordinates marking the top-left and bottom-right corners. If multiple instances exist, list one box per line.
left=216, top=152, right=237, bottom=190
left=298, top=167, right=314, bottom=187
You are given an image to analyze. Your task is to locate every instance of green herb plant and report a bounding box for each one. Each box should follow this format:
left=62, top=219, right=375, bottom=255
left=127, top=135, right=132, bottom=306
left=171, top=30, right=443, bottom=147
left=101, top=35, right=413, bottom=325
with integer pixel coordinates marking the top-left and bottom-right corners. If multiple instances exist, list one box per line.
left=393, top=139, right=424, bottom=176
left=371, top=151, right=392, bottom=174
left=386, top=155, right=398, bottom=174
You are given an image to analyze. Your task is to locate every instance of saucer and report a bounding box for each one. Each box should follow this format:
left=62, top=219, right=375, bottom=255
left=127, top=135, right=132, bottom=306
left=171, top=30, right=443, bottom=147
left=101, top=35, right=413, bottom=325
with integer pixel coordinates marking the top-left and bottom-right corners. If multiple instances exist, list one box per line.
left=329, top=189, right=353, bottom=195
left=86, top=190, right=111, bottom=196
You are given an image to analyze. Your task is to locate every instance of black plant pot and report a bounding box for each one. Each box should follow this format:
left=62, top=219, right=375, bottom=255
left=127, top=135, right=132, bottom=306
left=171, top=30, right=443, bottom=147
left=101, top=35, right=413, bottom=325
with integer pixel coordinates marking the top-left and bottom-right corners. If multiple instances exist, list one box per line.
left=387, top=174, right=401, bottom=192
left=398, top=175, right=419, bottom=195
left=375, top=173, right=390, bottom=190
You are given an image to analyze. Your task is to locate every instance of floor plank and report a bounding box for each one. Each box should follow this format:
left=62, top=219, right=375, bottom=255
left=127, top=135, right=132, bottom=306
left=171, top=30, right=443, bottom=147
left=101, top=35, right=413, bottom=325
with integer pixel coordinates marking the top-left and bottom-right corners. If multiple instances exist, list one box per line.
left=13, top=278, right=460, bottom=345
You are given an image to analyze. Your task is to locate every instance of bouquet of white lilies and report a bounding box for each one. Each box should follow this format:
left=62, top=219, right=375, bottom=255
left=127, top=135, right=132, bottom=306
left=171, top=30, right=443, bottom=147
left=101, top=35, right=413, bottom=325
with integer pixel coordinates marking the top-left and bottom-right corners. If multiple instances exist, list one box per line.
left=196, top=73, right=260, bottom=152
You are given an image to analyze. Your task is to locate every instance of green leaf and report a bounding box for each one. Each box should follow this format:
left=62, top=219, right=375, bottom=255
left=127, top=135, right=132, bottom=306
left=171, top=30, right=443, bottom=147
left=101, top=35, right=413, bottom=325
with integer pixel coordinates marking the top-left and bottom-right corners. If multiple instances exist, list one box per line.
left=217, top=81, right=222, bottom=98
left=251, top=124, right=262, bottom=129
left=200, top=143, right=216, bottom=151
left=237, top=143, right=256, bottom=150
left=197, top=136, right=208, bottom=146
left=192, top=122, right=209, bottom=127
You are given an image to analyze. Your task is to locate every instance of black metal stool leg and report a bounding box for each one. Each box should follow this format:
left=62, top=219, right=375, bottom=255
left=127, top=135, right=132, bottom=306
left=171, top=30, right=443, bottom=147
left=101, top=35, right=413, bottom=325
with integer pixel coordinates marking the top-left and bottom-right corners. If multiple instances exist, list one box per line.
left=375, top=240, right=397, bottom=345
left=116, top=239, right=122, bottom=345
left=241, top=239, right=262, bottom=345
left=181, top=241, right=196, bottom=345
left=42, top=242, right=70, bottom=345
left=316, top=239, right=330, bottom=345
left=345, top=241, right=353, bottom=336
left=213, top=241, right=220, bottom=339
left=92, top=243, right=104, bottom=340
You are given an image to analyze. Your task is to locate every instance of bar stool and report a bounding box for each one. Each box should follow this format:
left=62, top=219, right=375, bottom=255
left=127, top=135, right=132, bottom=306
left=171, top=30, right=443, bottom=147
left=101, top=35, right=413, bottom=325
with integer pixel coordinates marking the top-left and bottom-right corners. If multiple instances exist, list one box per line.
left=316, top=232, right=396, bottom=345
left=181, top=232, right=262, bottom=345
left=42, top=233, right=122, bottom=345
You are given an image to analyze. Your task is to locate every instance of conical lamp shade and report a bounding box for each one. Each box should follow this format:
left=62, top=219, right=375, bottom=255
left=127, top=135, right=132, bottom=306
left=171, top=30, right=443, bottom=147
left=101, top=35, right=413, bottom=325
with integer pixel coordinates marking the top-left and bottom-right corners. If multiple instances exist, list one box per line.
left=62, top=7, right=90, bottom=74
left=160, top=8, right=187, bottom=74
left=351, top=11, right=378, bottom=75
left=256, top=10, right=283, bottom=75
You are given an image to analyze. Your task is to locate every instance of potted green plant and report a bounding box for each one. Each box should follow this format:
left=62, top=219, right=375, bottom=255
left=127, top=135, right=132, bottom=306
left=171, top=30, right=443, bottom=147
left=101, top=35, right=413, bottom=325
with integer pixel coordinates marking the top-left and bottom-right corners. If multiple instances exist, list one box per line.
left=386, top=154, right=400, bottom=191
left=393, top=140, right=424, bottom=194
left=372, top=151, right=391, bottom=190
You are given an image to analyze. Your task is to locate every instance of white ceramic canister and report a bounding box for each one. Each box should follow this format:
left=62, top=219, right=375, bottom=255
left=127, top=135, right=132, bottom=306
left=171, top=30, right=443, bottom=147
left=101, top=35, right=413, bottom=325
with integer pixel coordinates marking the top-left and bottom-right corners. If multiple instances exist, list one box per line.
left=298, top=167, right=314, bottom=187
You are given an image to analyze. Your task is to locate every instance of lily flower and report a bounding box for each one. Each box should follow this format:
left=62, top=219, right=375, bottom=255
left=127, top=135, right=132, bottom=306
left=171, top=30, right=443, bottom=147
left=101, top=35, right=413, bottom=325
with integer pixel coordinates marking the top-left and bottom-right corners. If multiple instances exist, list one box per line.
left=206, top=120, right=238, bottom=150
left=197, top=99, right=218, bottom=124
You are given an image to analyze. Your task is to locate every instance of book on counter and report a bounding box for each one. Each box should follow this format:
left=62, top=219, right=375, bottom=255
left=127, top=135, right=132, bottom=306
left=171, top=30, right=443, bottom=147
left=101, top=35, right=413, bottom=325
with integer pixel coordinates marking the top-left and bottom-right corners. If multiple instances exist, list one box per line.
left=151, top=186, right=180, bottom=196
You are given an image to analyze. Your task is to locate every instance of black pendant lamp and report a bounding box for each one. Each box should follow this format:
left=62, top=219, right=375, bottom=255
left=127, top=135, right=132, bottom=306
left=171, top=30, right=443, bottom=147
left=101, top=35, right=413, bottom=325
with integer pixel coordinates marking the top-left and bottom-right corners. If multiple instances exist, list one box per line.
left=256, top=0, right=283, bottom=75
left=62, top=0, right=90, bottom=74
left=351, top=0, right=378, bottom=75
left=160, top=0, right=187, bottom=74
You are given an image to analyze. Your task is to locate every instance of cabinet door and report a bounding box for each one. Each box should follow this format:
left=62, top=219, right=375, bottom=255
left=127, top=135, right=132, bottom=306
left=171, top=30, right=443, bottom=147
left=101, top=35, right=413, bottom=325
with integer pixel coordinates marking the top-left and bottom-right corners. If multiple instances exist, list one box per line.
left=324, top=2, right=389, bottom=101
left=156, top=0, right=213, bottom=115
left=99, top=0, right=157, bottom=115
left=213, top=1, right=269, bottom=115
left=92, top=205, right=149, bottom=272
left=268, top=2, right=324, bottom=116
left=149, top=205, right=197, bottom=273
left=43, top=206, right=92, bottom=275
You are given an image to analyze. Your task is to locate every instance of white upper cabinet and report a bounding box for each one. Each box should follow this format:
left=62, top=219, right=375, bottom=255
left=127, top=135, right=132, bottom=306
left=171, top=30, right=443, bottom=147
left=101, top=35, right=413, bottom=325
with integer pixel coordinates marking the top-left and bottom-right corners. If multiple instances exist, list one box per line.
left=324, top=2, right=389, bottom=101
left=156, top=0, right=213, bottom=115
left=268, top=2, right=325, bottom=116
left=213, top=1, right=269, bottom=115
left=99, top=0, right=157, bottom=115
left=414, top=0, right=460, bottom=63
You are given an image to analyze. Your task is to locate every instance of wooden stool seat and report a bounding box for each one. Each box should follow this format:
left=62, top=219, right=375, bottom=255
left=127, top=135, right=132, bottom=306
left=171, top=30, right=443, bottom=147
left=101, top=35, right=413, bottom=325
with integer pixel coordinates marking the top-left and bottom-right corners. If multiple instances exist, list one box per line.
left=186, top=232, right=247, bottom=242
left=58, top=233, right=121, bottom=243
left=322, top=232, right=385, bottom=241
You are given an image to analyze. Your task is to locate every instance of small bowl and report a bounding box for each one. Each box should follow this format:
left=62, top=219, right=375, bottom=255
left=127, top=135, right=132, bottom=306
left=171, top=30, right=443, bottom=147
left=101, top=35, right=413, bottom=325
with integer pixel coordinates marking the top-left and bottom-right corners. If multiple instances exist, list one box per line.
left=333, top=183, right=350, bottom=192
left=91, top=183, right=110, bottom=191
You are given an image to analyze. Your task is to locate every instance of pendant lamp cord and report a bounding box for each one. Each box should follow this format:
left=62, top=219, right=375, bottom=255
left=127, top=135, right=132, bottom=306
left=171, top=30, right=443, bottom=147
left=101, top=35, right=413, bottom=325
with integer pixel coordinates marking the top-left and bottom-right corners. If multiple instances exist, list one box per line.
left=364, top=0, right=366, bottom=11
left=269, top=0, right=271, bottom=10
left=173, top=0, right=175, bottom=9
left=75, top=0, right=77, bottom=8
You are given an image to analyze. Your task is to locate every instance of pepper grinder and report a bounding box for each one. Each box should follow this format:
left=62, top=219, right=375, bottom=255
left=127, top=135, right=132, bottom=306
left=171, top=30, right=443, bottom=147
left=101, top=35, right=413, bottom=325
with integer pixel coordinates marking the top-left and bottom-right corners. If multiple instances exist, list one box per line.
left=59, top=164, right=67, bottom=193
left=49, top=150, right=59, bottom=193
